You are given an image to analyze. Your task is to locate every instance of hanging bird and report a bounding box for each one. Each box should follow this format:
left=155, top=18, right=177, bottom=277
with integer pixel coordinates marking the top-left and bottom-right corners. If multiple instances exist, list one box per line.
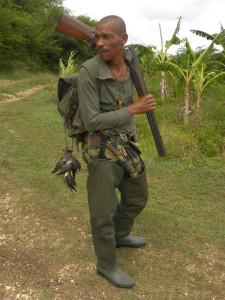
left=56, top=154, right=81, bottom=176
left=56, top=150, right=81, bottom=175
left=67, top=151, right=81, bottom=169
left=51, top=156, right=67, bottom=174
left=51, top=148, right=71, bottom=173
left=56, top=160, right=73, bottom=175
left=62, top=171, right=77, bottom=191
left=51, top=148, right=81, bottom=193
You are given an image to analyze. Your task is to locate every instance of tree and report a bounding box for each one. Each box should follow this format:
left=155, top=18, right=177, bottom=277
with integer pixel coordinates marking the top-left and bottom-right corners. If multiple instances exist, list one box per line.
left=190, top=24, right=225, bottom=75
left=0, top=0, right=98, bottom=72
left=192, top=61, right=225, bottom=115
left=191, top=23, right=225, bottom=52
left=155, top=16, right=182, bottom=99
left=0, top=0, right=64, bottom=71
left=161, top=30, right=225, bottom=122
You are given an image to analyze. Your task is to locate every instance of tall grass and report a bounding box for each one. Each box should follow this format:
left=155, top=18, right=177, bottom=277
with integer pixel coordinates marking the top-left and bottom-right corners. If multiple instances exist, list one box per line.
left=59, top=51, right=78, bottom=77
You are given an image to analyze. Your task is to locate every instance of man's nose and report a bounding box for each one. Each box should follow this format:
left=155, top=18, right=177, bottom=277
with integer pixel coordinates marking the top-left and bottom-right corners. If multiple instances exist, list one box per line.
left=96, top=37, right=104, bottom=47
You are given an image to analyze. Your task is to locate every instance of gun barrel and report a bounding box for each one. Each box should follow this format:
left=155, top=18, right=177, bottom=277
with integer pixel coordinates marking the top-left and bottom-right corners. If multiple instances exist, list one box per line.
left=124, top=47, right=166, bottom=157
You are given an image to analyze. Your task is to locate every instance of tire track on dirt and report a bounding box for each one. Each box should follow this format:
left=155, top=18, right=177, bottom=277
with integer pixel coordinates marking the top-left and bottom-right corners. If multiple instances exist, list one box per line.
left=0, top=79, right=28, bottom=88
left=0, top=85, right=48, bottom=106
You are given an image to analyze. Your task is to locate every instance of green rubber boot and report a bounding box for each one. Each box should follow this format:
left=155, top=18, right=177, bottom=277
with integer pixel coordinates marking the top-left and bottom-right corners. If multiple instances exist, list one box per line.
left=116, top=235, right=147, bottom=248
left=93, top=236, right=135, bottom=288
left=113, top=168, right=149, bottom=248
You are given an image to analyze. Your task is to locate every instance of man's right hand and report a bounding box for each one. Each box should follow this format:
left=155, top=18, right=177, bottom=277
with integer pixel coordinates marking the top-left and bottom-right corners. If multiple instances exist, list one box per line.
left=128, top=94, right=156, bottom=116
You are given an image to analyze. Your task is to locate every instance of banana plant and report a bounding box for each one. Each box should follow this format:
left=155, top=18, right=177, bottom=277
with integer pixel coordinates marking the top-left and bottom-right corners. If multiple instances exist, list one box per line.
left=155, top=16, right=182, bottom=99
left=191, top=22, right=225, bottom=52
left=193, top=61, right=225, bottom=115
left=159, top=29, right=225, bottom=122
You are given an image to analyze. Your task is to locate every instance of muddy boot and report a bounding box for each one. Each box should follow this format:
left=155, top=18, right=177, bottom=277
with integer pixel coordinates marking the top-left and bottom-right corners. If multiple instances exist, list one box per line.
left=93, top=236, right=135, bottom=288
left=113, top=168, right=148, bottom=248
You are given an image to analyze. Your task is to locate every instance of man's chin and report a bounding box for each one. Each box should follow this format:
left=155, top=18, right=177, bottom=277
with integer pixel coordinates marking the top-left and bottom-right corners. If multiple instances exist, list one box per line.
left=99, top=52, right=110, bottom=62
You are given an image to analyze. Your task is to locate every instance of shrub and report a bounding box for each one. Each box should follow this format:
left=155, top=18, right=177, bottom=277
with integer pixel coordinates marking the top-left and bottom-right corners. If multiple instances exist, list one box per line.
left=194, top=122, right=224, bottom=157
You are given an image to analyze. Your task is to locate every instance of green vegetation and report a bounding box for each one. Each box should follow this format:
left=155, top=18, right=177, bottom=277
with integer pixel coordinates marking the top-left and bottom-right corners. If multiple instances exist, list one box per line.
left=59, top=51, right=78, bottom=77
left=0, top=0, right=97, bottom=72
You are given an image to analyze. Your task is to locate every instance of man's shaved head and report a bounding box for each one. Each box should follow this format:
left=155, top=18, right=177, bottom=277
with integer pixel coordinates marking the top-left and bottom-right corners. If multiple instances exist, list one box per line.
left=97, top=15, right=126, bottom=35
left=95, top=15, right=128, bottom=62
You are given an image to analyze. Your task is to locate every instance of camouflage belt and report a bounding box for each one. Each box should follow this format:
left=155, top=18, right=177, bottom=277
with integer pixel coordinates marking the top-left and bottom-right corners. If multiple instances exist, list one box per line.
left=98, top=131, right=129, bottom=144
left=97, top=131, right=141, bottom=155
left=82, top=131, right=143, bottom=178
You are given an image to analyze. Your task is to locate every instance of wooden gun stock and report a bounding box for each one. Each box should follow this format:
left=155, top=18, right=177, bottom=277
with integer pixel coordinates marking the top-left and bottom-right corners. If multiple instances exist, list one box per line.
left=55, top=12, right=96, bottom=48
left=56, top=13, right=166, bottom=157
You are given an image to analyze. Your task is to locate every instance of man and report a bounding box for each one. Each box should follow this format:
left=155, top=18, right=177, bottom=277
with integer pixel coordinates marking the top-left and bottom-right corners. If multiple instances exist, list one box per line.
left=78, top=15, right=156, bottom=288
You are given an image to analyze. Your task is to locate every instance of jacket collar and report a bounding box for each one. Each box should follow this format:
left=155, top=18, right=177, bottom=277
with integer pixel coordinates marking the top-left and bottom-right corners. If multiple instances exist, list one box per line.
left=97, top=55, right=130, bottom=81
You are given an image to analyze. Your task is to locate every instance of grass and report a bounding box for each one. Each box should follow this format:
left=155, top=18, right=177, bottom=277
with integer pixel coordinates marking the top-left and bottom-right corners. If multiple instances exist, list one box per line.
left=0, top=74, right=225, bottom=299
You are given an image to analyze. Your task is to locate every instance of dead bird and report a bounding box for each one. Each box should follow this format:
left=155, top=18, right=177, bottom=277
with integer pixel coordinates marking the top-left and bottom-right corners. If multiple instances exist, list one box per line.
left=51, top=156, right=67, bottom=174
left=62, top=171, right=77, bottom=191
left=51, top=148, right=70, bottom=174
left=67, top=152, right=81, bottom=173
left=56, top=153, right=81, bottom=176
left=51, top=148, right=81, bottom=192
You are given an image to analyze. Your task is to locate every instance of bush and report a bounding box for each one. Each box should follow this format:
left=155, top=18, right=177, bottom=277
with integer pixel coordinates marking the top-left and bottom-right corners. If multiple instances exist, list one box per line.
left=194, top=122, right=224, bottom=157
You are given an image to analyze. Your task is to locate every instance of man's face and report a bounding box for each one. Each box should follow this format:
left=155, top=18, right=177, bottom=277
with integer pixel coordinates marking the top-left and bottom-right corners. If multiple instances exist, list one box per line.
left=95, top=20, right=127, bottom=62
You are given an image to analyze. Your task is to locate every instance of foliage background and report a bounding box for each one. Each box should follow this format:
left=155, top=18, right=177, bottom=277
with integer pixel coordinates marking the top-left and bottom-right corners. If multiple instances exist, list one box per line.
left=0, top=0, right=97, bottom=72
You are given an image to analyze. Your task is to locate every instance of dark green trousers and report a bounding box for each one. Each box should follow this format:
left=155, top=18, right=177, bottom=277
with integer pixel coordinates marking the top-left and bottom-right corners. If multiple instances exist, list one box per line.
left=87, top=159, right=148, bottom=241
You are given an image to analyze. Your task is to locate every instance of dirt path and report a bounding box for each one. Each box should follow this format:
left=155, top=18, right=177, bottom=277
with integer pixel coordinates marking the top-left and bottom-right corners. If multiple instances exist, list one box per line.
left=0, top=83, right=47, bottom=105
left=0, top=78, right=60, bottom=299
left=0, top=79, right=28, bottom=88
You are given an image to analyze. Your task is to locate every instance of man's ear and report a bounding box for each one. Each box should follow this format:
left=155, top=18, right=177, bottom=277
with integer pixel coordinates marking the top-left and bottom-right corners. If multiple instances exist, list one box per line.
left=121, top=33, right=128, bottom=45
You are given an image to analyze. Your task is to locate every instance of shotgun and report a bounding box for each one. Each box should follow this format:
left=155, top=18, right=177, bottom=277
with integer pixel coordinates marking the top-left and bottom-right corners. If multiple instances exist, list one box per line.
left=123, top=47, right=166, bottom=157
left=56, top=13, right=166, bottom=157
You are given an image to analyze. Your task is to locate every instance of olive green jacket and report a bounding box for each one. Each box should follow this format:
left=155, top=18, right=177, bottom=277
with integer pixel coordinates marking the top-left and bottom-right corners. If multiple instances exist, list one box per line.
left=78, top=55, right=136, bottom=136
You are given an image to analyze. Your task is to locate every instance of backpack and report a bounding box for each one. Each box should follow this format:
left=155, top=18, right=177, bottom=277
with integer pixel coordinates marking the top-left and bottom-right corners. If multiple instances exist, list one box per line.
left=57, top=56, right=100, bottom=144
left=57, top=75, right=86, bottom=143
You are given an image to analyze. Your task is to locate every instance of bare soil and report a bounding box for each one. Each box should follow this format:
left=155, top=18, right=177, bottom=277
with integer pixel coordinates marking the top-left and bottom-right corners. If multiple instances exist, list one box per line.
left=0, top=81, right=47, bottom=105
left=0, top=188, right=104, bottom=300
left=0, top=79, right=28, bottom=88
